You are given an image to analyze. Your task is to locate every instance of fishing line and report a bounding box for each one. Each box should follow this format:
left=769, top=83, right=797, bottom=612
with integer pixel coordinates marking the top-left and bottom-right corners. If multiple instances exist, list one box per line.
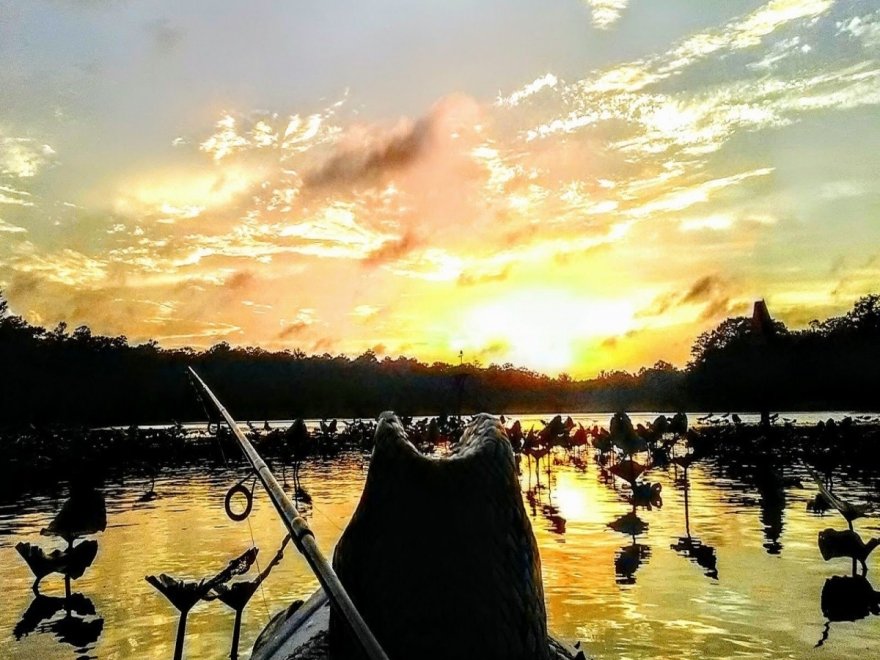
left=188, top=373, right=273, bottom=624
left=308, top=499, right=345, bottom=534
left=244, top=495, right=272, bottom=625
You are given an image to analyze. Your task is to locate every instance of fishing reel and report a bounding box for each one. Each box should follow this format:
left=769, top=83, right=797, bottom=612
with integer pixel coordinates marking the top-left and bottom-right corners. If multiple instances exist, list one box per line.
left=225, top=475, right=256, bottom=522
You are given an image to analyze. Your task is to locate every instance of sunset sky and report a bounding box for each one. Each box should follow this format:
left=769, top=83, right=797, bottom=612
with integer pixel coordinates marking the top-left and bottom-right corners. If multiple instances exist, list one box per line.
left=1, top=0, right=879, bottom=376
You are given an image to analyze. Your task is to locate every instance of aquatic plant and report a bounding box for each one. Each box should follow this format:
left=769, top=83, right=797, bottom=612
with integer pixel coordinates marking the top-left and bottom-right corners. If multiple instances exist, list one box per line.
left=145, top=546, right=258, bottom=660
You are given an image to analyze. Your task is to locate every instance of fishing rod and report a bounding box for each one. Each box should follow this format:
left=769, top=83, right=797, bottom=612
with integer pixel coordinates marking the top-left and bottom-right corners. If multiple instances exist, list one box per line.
left=187, top=367, right=390, bottom=660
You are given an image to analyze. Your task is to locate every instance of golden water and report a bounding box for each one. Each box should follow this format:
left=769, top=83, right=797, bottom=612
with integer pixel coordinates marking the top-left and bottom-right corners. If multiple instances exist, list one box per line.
left=1, top=444, right=879, bottom=659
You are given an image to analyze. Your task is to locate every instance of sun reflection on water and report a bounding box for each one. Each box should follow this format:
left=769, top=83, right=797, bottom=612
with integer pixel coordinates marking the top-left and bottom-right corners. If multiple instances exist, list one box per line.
left=1, top=447, right=879, bottom=659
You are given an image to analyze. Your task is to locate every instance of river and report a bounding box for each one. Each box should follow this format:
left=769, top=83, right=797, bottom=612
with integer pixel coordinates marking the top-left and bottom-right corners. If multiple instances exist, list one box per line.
left=2, top=412, right=879, bottom=658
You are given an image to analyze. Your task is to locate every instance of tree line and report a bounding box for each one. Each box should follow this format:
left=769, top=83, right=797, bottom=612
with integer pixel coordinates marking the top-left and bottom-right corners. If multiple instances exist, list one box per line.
left=0, top=293, right=877, bottom=426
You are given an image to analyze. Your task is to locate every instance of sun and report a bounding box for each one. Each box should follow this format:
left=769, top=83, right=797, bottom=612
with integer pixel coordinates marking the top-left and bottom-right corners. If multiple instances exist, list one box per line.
left=451, top=288, right=636, bottom=374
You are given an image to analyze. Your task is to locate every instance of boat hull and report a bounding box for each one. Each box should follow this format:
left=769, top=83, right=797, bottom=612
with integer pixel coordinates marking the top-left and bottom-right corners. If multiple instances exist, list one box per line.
left=252, top=589, right=586, bottom=660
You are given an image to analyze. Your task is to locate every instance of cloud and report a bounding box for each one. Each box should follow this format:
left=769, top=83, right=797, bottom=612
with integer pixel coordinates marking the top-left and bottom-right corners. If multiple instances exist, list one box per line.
left=277, top=309, right=316, bottom=341
left=679, top=215, right=734, bottom=232
left=305, top=117, right=430, bottom=187
left=582, top=1, right=629, bottom=30
left=5, top=0, right=879, bottom=376
left=473, top=340, right=512, bottom=362
left=837, top=9, right=880, bottom=50
left=496, top=73, right=558, bottom=107
left=311, top=337, right=336, bottom=354
left=388, top=248, right=464, bottom=282
left=640, top=275, right=742, bottom=323
left=525, top=0, right=842, bottom=148
left=150, top=320, right=242, bottom=342
left=831, top=252, right=880, bottom=299
left=145, top=18, right=184, bottom=51
left=682, top=275, right=725, bottom=305
left=305, top=94, right=482, bottom=188
left=224, top=270, right=254, bottom=290
left=199, top=114, right=251, bottom=161
left=278, top=320, right=309, bottom=340
left=747, top=35, right=811, bottom=71
left=5, top=244, right=108, bottom=288
left=0, top=219, right=27, bottom=233
left=198, top=101, right=343, bottom=163
left=3, top=272, right=41, bottom=299
left=819, top=180, right=868, bottom=200
left=0, top=135, right=56, bottom=178
left=698, top=295, right=735, bottom=321
left=625, top=169, right=775, bottom=219
left=0, top=185, right=34, bottom=207
left=601, top=329, right=641, bottom=349
left=362, top=233, right=419, bottom=267
left=352, top=305, right=380, bottom=319
left=457, top=266, right=510, bottom=287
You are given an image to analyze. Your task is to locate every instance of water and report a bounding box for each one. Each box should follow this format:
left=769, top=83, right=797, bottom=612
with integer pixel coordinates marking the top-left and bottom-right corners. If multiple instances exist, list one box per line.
left=2, top=416, right=880, bottom=659
left=126, top=410, right=880, bottom=433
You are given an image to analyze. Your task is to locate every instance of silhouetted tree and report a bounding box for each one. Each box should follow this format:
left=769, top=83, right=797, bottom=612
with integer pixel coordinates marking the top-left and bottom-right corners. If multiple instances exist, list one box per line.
left=1, top=291, right=878, bottom=426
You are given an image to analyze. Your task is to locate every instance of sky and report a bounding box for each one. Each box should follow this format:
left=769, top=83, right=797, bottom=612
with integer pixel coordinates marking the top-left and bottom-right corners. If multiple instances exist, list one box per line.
left=1, top=0, right=879, bottom=377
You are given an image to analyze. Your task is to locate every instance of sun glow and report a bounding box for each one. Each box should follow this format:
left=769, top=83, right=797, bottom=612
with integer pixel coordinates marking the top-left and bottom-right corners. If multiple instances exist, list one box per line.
left=3, top=0, right=878, bottom=376
left=552, top=473, right=609, bottom=523
left=114, top=168, right=256, bottom=218
left=452, top=289, right=636, bottom=373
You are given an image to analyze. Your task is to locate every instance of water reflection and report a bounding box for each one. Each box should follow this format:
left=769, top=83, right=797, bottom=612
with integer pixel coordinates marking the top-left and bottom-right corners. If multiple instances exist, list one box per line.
left=755, top=467, right=787, bottom=555
left=6, top=440, right=880, bottom=658
left=526, top=488, right=567, bottom=535
left=608, top=511, right=651, bottom=585
left=719, top=459, right=788, bottom=555
left=811, top=468, right=880, bottom=649
left=614, top=540, right=651, bottom=585
left=600, top=413, right=667, bottom=587
left=206, top=535, right=291, bottom=659
left=670, top=469, right=718, bottom=579
left=606, top=495, right=653, bottom=585
left=14, top=593, right=103, bottom=654
left=822, top=574, right=880, bottom=619
left=145, top=546, right=259, bottom=660
left=12, top=484, right=106, bottom=658
left=816, top=575, right=880, bottom=647
left=608, top=511, right=647, bottom=537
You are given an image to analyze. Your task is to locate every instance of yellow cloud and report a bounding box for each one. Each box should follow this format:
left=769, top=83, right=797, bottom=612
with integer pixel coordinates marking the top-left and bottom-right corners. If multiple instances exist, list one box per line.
left=8, top=244, right=107, bottom=287
left=115, top=168, right=256, bottom=220
left=5, top=0, right=878, bottom=378
left=0, top=135, right=56, bottom=178
left=0, top=218, right=28, bottom=234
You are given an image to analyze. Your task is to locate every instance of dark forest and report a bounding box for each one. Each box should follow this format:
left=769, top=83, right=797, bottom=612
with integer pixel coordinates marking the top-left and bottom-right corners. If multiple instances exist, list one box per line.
left=1, top=293, right=878, bottom=426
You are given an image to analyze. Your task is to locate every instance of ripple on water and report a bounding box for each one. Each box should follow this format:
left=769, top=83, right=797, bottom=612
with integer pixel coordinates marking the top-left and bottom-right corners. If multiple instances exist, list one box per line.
left=2, top=448, right=880, bottom=659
